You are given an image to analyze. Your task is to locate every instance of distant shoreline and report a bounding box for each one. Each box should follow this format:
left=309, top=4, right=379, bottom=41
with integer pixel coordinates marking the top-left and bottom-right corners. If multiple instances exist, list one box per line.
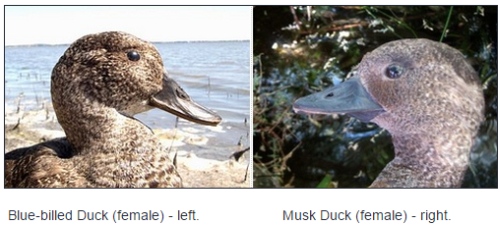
left=5, top=40, right=250, bottom=48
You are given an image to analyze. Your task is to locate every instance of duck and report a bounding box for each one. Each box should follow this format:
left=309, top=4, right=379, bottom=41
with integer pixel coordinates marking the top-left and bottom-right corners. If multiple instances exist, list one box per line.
left=4, top=31, right=222, bottom=188
left=293, top=38, right=485, bottom=188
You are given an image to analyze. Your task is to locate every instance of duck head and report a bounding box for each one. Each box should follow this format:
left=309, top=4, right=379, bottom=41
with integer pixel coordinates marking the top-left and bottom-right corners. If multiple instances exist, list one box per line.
left=294, top=39, right=485, bottom=187
left=294, top=39, right=484, bottom=136
left=51, top=31, right=222, bottom=128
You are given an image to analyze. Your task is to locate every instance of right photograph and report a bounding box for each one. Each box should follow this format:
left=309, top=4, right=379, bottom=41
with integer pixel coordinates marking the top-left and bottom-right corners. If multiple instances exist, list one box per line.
left=253, top=6, right=497, bottom=188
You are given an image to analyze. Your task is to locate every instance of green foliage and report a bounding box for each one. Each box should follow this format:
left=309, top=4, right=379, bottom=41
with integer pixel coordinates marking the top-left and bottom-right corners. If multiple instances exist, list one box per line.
left=253, top=6, right=497, bottom=188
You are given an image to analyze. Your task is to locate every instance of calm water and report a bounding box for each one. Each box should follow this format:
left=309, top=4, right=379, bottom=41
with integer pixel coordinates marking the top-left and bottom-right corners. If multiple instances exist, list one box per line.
left=4, top=41, right=250, bottom=161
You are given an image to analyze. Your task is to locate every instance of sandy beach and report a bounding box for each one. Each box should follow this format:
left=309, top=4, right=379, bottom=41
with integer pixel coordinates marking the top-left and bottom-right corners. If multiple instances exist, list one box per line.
left=4, top=103, right=251, bottom=188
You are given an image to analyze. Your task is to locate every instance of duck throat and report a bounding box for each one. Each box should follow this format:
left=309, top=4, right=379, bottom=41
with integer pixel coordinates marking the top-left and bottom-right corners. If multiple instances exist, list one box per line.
left=371, top=132, right=475, bottom=188
left=54, top=101, right=158, bottom=155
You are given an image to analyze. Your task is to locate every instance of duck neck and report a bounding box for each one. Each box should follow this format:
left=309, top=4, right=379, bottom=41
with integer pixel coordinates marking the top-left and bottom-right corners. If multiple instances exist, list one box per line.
left=55, top=103, right=159, bottom=156
left=374, top=130, right=475, bottom=187
left=394, top=131, right=473, bottom=168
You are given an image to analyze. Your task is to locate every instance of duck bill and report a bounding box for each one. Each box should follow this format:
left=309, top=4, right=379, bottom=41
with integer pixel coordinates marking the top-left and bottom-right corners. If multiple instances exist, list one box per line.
left=293, top=76, right=385, bottom=122
left=149, top=75, right=222, bottom=126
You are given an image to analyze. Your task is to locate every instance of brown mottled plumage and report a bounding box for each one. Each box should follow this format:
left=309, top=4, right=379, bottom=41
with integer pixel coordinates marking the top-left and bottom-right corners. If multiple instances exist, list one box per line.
left=5, top=31, right=222, bottom=188
left=294, top=39, right=484, bottom=188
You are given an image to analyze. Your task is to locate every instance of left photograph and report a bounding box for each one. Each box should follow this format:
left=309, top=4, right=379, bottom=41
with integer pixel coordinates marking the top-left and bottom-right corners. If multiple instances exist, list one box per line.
left=4, top=6, right=251, bottom=188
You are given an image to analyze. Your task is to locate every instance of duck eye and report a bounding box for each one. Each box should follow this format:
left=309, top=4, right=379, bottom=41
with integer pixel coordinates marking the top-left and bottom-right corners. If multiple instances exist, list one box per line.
left=385, top=64, right=404, bottom=79
left=127, top=51, right=141, bottom=61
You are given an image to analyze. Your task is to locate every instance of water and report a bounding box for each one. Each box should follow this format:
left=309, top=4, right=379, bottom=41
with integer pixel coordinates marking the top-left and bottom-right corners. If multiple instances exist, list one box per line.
left=4, top=41, right=250, bottom=161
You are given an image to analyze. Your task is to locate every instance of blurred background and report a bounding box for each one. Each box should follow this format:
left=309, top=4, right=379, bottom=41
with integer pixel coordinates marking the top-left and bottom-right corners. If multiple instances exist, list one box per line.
left=253, top=6, right=497, bottom=188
